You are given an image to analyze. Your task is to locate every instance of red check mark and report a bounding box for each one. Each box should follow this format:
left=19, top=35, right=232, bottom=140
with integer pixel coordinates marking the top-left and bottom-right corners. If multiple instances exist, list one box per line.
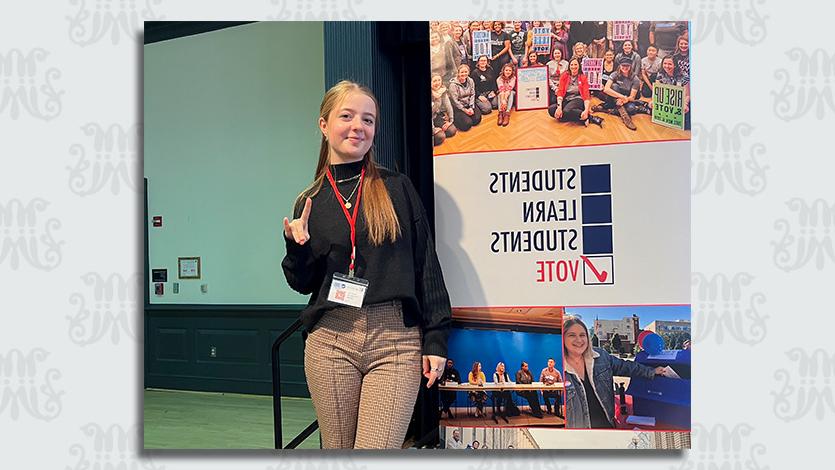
left=581, top=256, right=608, bottom=282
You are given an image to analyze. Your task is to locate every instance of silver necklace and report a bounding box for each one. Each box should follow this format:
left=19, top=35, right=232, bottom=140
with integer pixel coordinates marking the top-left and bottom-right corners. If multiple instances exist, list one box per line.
left=336, top=177, right=361, bottom=209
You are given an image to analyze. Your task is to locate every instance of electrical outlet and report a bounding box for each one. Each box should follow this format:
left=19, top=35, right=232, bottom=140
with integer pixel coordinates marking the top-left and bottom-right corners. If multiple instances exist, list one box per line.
left=210, top=346, right=217, bottom=358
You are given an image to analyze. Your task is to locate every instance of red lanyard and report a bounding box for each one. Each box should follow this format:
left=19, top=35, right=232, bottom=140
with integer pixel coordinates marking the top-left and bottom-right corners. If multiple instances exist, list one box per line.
left=325, top=167, right=365, bottom=277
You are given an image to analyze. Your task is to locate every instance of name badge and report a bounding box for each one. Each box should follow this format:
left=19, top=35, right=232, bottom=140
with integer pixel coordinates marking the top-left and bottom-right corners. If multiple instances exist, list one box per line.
left=327, top=272, right=369, bottom=308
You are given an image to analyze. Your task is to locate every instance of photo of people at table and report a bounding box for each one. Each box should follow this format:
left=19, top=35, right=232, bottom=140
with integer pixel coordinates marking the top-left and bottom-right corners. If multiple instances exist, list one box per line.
left=562, top=305, right=691, bottom=430
left=438, top=328, right=565, bottom=427
left=430, top=20, right=691, bottom=154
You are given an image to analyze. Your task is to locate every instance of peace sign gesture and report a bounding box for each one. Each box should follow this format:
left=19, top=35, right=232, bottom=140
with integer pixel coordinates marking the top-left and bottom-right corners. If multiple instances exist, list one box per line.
left=283, top=197, right=312, bottom=245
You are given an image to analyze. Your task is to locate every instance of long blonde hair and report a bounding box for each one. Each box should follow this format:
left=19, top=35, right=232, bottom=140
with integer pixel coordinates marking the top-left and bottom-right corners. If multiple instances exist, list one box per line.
left=294, top=80, right=400, bottom=245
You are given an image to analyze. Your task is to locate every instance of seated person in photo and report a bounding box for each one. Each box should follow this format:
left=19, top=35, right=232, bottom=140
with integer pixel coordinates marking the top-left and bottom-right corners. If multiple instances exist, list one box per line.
left=548, top=56, right=604, bottom=128
left=495, top=63, right=516, bottom=127
left=539, top=357, right=563, bottom=416
left=570, top=41, right=587, bottom=61
left=614, top=40, right=642, bottom=74
left=524, top=50, right=541, bottom=68
left=492, top=361, right=514, bottom=420
left=448, top=64, right=482, bottom=131
left=515, top=361, right=544, bottom=418
left=595, top=48, right=616, bottom=100
left=470, top=55, right=498, bottom=114
left=439, top=358, right=461, bottom=418
left=545, top=47, right=568, bottom=105
left=640, top=44, right=662, bottom=98
left=468, top=361, right=487, bottom=418
left=593, top=57, right=650, bottom=131
left=655, top=55, right=691, bottom=130
left=431, top=74, right=457, bottom=146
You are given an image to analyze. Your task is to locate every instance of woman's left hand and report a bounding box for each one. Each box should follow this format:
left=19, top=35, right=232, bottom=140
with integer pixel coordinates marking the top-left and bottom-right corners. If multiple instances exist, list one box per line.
left=654, top=366, right=679, bottom=378
left=423, top=355, right=446, bottom=388
left=580, top=109, right=589, bottom=120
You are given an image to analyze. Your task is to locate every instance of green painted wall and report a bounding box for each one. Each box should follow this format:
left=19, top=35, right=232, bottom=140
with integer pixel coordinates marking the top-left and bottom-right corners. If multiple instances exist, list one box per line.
left=144, top=22, right=324, bottom=304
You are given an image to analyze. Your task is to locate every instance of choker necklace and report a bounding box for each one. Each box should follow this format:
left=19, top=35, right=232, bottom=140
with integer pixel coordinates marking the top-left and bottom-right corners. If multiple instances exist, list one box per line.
left=335, top=177, right=361, bottom=209
left=335, top=173, right=361, bottom=184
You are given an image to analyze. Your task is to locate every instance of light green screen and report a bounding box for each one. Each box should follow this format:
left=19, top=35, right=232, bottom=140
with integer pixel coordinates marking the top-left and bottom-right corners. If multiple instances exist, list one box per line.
left=144, top=22, right=324, bottom=304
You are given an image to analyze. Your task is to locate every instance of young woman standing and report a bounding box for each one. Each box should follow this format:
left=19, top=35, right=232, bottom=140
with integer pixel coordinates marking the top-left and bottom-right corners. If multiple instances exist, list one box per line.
left=282, top=81, right=452, bottom=448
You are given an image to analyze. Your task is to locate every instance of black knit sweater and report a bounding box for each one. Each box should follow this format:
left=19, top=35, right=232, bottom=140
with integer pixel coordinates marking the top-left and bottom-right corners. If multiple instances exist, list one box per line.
left=281, top=159, right=452, bottom=357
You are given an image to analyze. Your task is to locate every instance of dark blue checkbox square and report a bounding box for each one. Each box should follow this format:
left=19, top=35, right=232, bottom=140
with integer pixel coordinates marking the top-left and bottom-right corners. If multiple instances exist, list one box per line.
left=582, top=195, right=612, bottom=224
left=580, top=164, right=611, bottom=194
left=583, top=225, right=613, bottom=254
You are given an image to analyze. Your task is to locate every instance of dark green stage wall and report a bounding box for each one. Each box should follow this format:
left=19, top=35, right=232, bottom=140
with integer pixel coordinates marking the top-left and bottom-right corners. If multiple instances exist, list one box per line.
left=144, top=22, right=431, bottom=397
left=145, top=306, right=307, bottom=396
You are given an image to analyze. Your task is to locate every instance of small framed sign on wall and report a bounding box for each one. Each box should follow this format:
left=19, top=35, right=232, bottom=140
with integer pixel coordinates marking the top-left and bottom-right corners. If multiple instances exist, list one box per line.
left=178, top=257, right=201, bottom=279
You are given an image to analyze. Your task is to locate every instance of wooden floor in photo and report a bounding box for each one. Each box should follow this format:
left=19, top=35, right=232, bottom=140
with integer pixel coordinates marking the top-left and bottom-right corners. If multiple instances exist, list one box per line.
left=434, top=98, right=690, bottom=155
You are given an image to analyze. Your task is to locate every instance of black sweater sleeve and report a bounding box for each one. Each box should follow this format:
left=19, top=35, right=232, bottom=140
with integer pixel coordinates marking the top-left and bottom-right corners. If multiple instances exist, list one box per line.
left=402, top=177, right=452, bottom=357
left=281, top=199, right=317, bottom=295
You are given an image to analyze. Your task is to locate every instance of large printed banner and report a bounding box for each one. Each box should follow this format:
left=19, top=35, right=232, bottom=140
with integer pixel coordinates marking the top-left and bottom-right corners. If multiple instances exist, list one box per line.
left=434, top=143, right=689, bottom=307
left=430, top=20, right=691, bottom=451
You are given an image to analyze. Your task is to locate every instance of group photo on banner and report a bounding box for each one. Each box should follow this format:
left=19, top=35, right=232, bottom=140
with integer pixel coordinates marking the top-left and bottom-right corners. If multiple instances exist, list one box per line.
left=430, top=20, right=691, bottom=154
left=431, top=19, right=692, bottom=449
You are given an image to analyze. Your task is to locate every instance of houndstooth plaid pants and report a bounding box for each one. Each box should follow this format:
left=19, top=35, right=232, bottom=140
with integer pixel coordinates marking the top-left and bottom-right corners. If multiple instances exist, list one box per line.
left=304, top=300, right=423, bottom=449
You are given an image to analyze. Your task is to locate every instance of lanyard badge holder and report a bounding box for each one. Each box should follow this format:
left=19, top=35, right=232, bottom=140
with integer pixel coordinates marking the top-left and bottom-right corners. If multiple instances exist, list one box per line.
left=326, top=167, right=369, bottom=308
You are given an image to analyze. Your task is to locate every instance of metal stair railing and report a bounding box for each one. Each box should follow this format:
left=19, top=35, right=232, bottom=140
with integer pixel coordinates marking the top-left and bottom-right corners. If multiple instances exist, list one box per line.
left=271, top=319, right=319, bottom=449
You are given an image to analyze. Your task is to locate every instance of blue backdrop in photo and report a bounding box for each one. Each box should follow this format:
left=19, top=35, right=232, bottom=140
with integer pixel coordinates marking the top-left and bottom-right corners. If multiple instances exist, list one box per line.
left=444, top=328, right=562, bottom=407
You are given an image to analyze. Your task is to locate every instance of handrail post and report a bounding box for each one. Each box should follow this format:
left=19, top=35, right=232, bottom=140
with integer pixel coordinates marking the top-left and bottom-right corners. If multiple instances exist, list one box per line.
left=271, top=318, right=304, bottom=449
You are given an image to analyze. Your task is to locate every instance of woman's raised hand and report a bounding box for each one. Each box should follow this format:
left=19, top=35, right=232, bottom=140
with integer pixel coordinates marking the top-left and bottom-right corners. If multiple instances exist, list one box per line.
left=283, top=197, right=312, bottom=245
